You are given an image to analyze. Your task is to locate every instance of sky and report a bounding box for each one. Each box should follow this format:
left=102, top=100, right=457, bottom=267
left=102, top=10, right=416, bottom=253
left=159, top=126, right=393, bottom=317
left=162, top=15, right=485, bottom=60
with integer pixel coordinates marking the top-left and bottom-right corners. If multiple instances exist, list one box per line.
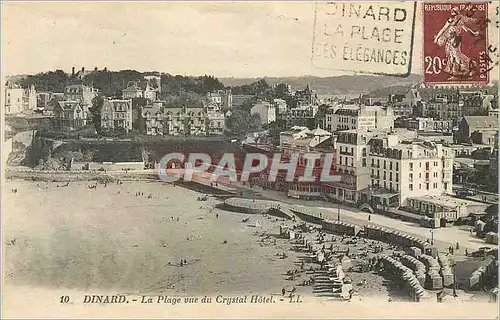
left=3, top=2, right=426, bottom=78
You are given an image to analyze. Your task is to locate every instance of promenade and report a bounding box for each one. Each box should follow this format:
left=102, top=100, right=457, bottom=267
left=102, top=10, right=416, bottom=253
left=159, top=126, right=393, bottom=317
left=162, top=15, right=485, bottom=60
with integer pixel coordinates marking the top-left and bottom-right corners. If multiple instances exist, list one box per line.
left=225, top=183, right=496, bottom=253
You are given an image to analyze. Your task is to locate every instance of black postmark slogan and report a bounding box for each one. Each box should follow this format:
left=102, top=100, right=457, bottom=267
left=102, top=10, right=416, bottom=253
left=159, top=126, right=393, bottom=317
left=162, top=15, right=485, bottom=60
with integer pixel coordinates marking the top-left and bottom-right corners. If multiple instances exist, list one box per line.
left=312, top=2, right=417, bottom=77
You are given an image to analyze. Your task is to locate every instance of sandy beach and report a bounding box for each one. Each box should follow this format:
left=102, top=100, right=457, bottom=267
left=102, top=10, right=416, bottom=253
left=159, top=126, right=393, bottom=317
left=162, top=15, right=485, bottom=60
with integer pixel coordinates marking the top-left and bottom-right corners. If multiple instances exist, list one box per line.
left=3, top=179, right=406, bottom=300
left=3, top=180, right=304, bottom=295
left=3, top=179, right=497, bottom=314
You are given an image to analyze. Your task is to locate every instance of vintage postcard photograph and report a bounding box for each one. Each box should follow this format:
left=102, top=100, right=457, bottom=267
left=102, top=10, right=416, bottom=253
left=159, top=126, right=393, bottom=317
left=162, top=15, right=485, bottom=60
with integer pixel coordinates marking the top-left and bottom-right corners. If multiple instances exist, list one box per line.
left=1, top=1, right=499, bottom=319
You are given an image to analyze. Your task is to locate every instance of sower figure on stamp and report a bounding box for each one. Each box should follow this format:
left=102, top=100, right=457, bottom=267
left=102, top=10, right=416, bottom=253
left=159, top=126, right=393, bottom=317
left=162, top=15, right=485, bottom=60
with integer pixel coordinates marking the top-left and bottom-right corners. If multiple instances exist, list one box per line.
left=433, top=7, right=480, bottom=80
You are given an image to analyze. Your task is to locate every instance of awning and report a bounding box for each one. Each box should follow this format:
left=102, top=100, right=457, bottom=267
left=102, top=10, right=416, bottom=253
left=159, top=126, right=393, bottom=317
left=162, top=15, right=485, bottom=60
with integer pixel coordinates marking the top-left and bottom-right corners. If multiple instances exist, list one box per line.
left=360, top=187, right=398, bottom=199
left=373, top=192, right=399, bottom=199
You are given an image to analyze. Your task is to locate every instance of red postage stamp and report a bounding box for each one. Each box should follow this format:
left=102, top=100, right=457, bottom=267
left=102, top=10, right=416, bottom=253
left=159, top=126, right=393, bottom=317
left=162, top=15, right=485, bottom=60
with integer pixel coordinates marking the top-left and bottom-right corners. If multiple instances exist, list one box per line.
left=423, top=2, right=489, bottom=84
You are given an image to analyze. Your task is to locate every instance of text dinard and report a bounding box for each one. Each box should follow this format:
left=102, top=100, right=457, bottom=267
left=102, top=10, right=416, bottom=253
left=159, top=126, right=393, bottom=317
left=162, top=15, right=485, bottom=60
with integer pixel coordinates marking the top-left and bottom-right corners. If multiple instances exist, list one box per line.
left=314, top=3, right=414, bottom=67
left=82, top=294, right=281, bottom=305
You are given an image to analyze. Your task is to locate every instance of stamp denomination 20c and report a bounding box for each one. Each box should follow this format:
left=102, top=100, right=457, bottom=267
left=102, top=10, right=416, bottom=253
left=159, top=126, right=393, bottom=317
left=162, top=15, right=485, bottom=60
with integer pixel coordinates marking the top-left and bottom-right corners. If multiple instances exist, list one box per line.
left=423, top=2, right=489, bottom=84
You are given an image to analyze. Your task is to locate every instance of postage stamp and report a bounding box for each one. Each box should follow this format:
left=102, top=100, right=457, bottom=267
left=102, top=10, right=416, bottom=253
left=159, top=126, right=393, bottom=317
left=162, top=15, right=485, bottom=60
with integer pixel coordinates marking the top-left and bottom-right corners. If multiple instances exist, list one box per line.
left=423, top=2, right=489, bottom=84
left=311, top=2, right=417, bottom=77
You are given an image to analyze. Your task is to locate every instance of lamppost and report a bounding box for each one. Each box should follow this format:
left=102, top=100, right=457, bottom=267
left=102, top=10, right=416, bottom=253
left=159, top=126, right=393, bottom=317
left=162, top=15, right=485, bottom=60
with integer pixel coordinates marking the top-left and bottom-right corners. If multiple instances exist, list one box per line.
left=430, top=229, right=434, bottom=245
left=337, top=203, right=340, bottom=221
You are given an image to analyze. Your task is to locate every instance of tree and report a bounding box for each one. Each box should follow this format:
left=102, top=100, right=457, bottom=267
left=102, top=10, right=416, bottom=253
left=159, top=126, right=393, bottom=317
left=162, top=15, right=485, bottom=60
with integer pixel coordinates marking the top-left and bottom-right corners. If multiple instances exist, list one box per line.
left=272, top=83, right=291, bottom=100
left=89, top=96, right=104, bottom=133
left=19, top=69, right=70, bottom=92
left=231, top=79, right=270, bottom=97
left=226, top=109, right=261, bottom=137
left=267, top=119, right=286, bottom=146
left=131, top=97, right=148, bottom=131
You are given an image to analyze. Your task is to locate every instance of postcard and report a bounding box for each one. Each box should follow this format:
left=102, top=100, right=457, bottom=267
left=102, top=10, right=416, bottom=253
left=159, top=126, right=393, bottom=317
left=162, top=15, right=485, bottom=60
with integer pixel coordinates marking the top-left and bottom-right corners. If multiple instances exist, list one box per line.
left=2, top=1, right=499, bottom=319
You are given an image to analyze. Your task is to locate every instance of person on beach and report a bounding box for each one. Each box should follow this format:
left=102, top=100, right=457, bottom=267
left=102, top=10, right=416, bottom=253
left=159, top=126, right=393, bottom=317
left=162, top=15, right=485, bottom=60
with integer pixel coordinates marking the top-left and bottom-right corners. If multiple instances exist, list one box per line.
left=216, top=213, right=219, bottom=219
left=282, top=287, right=286, bottom=296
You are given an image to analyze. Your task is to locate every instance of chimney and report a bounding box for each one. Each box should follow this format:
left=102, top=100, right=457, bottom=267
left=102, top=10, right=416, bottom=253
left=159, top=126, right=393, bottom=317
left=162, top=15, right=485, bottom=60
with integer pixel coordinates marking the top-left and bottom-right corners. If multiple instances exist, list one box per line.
left=72, top=67, right=75, bottom=76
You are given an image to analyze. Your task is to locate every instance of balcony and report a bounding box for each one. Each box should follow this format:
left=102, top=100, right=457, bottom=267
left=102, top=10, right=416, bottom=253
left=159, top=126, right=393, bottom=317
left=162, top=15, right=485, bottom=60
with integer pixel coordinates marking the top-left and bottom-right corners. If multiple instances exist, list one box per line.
left=370, top=174, right=380, bottom=179
left=371, top=164, right=380, bottom=168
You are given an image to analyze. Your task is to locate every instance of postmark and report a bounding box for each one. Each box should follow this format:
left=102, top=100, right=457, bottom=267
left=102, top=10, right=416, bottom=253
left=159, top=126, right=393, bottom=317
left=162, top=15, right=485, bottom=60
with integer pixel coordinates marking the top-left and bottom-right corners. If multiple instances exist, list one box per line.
left=311, top=2, right=417, bottom=77
left=423, top=2, right=489, bottom=84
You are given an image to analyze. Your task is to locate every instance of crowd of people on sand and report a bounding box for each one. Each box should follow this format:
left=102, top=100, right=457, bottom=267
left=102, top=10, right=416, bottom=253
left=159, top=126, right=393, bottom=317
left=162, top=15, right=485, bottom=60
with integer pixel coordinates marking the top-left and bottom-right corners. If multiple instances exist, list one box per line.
left=255, top=218, right=404, bottom=301
left=134, top=191, right=154, bottom=199
left=165, top=259, right=190, bottom=267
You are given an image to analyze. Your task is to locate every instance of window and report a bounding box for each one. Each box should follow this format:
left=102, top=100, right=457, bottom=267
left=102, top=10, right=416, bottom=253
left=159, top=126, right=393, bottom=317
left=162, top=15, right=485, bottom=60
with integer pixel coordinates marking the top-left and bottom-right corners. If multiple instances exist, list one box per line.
left=409, top=173, right=413, bottom=182
left=396, top=184, right=398, bottom=191
left=419, top=173, right=422, bottom=178
left=371, top=159, right=374, bottom=166
left=362, top=158, right=366, bottom=167
left=396, top=162, right=399, bottom=170
left=372, top=169, right=375, bottom=175
left=419, top=184, right=422, bottom=190
left=389, top=182, right=393, bottom=190
left=389, top=162, right=393, bottom=170
left=434, top=161, right=438, bottom=166
left=362, top=148, right=366, bottom=156
left=426, top=183, right=429, bottom=190
left=433, top=183, right=438, bottom=188
left=377, top=159, right=380, bottom=167
left=384, top=182, right=387, bottom=189
left=389, top=172, right=393, bottom=181
left=425, top=162, right=430, bottom=170
left=396, top=173, right=399, bottom=182
left=383, top=171, right=386, bottom=179
left=384, top=160, right=386, bottom=169
left=425, top=173, right=429, bottom=180
left=434, top=172, right=438, bottom=178
left=409, top=163, right=413, bottom=171
left=409, top=184, right=413, bottom=191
